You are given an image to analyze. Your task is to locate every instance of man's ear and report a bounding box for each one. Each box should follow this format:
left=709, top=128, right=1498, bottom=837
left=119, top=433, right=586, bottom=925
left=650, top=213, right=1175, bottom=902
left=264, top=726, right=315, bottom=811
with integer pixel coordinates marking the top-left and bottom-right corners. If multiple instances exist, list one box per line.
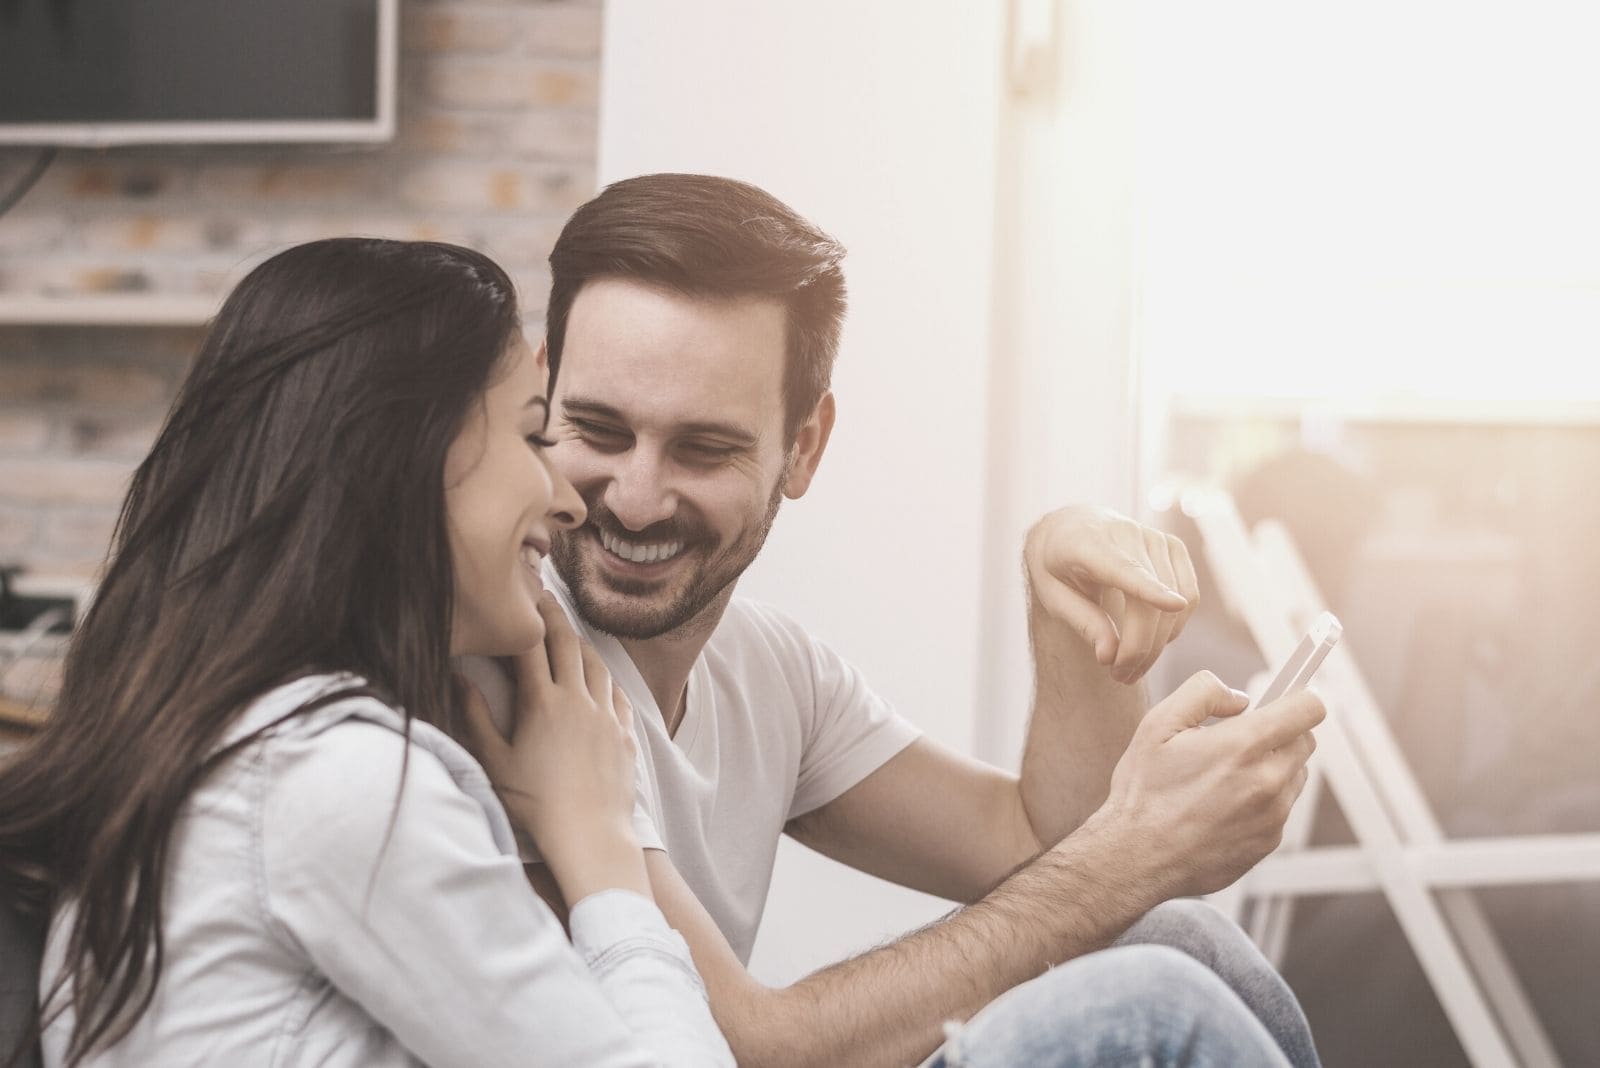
left=783, top=391, right=836, bottom=500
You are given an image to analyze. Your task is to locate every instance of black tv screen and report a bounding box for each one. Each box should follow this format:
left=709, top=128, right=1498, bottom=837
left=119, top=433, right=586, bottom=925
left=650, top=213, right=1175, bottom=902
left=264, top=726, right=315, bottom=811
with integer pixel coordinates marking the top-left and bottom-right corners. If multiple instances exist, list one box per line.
left=0, top=0, right=395, bottom=144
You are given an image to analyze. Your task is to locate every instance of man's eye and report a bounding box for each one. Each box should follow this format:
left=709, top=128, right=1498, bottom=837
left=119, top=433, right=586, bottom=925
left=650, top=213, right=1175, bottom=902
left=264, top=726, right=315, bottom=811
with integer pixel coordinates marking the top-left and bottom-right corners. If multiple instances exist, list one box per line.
left=572, top=420, right=630, bottom=446
left=680, top=442, right=737, bottom=462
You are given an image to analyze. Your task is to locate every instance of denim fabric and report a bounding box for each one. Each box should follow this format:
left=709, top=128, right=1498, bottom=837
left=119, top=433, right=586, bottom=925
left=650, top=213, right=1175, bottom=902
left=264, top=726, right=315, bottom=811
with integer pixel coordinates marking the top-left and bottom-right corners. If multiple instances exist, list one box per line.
left=921, top=900, right=1319, bottom=1068
left=1113, top=899, right=1320, bottom=1068
left=38, top=675, right=733, bottom=1068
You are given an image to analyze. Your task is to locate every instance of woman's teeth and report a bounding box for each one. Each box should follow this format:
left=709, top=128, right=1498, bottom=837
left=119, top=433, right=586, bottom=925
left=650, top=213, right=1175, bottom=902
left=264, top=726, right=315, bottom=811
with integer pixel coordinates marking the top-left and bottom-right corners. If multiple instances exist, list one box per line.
left=519, top=544, right=542, bottom=569
left=600, top=528, right=685, bottom=564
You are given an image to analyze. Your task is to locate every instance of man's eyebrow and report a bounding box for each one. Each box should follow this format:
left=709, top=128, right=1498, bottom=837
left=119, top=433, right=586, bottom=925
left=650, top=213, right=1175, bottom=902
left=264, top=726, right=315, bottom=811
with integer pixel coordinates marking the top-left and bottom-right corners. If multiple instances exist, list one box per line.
left=561, top=397, right=758, bottom=445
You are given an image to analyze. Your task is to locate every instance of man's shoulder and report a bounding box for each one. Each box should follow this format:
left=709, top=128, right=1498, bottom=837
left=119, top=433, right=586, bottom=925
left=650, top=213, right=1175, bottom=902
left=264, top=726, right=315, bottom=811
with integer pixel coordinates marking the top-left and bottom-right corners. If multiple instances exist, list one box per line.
left=706, top=595, right=863, bottom=693
left=712, top=595, right=818, bottom=657
left=689, top=596, right=821, bottom=690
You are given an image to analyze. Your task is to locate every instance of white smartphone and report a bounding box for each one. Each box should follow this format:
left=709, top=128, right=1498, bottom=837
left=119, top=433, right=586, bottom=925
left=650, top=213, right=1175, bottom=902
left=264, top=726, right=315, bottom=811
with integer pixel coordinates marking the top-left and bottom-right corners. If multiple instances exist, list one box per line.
left=1253, top=611, right=1342, bottom=709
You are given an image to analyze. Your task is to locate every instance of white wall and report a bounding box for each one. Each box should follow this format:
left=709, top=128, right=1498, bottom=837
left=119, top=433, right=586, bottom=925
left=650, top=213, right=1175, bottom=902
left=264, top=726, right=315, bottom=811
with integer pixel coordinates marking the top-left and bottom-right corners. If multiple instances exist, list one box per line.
left=974, top=0, right=1145, bottom=764
left=597, top=0, right=1004, bottom=983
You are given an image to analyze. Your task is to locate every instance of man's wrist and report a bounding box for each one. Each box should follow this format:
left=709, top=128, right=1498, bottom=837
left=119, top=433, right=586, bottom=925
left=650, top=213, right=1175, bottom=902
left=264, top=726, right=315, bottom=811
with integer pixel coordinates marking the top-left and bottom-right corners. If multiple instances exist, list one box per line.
left=1026, top=585, right=1097, bottom=660
left=1050, top=803, right=1177, bottom=919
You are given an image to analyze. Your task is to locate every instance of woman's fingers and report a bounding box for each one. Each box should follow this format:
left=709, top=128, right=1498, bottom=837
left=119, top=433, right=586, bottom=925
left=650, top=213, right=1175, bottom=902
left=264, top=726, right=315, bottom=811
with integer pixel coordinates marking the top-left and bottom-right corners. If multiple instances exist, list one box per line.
left=538, top=593, right=584, bottom=686
left=512, top=626, right=556, bottom=700
left=580, top=641, right=611, bottom=703
left=612, top=682, right=634, bottom=734
left=521, top=592, right=619, bottom=719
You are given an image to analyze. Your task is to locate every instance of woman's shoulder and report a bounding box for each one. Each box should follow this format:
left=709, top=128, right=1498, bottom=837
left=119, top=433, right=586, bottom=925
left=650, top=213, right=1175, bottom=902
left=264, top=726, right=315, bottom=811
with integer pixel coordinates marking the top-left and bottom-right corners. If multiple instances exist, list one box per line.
left=223, top=671, right=402, bottom=749
left=238, top=673, right=521, bottom=864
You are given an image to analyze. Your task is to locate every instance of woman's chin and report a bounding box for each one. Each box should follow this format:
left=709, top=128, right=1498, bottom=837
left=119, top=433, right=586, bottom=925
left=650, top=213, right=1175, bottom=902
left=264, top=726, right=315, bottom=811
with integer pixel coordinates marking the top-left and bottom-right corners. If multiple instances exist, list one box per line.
left=454, top=610, right=545, bottom=659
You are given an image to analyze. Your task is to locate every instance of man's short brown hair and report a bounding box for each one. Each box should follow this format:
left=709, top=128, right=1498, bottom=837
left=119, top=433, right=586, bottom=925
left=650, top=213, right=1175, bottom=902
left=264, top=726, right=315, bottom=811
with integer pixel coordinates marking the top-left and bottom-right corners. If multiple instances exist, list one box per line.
left=546, top=174, right=848, bottom=441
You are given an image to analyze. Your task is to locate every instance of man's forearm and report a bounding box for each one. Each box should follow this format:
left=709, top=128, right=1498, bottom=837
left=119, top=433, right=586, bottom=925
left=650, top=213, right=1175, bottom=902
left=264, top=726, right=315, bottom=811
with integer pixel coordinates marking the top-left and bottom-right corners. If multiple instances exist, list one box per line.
left=718, top=812, right=1168, bottom=1068
left=1016, top=595, right=1147, bottom=847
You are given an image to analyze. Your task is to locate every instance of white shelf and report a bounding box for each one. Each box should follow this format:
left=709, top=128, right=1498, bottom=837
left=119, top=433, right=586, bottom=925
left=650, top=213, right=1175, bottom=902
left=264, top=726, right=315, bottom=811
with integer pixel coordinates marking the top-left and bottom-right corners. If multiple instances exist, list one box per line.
left=0, top=294, right=219, bottom=327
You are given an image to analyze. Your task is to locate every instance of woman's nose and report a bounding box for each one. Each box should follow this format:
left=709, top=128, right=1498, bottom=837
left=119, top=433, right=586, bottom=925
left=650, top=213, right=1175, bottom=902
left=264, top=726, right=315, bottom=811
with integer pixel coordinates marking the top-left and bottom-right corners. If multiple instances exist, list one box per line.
left=546, top=461, right=587, bottom=530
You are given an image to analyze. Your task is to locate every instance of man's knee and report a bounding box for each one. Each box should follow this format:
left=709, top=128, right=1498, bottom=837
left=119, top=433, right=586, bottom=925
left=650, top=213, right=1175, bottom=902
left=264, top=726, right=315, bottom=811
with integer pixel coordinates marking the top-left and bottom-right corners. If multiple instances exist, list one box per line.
left=1028, top=944, right=1237, bottom=1025
left=938, top=947, right=1287, bottom=1068
left=1116, top=897, right=1255, bottom=965
left=1014, top=947, right=1246, bottom=1050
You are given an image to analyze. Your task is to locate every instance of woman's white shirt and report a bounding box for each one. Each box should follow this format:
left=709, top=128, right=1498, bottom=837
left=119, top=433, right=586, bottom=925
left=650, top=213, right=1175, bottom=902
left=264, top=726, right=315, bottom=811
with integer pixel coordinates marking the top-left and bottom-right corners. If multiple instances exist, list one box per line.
left=39, top=673, right=733, bottom=1068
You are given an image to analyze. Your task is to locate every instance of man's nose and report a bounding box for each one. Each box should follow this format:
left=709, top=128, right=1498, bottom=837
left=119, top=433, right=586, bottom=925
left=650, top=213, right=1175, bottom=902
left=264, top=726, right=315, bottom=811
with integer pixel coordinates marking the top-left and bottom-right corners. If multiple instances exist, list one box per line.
left=603, top=447, right=679, bottom=531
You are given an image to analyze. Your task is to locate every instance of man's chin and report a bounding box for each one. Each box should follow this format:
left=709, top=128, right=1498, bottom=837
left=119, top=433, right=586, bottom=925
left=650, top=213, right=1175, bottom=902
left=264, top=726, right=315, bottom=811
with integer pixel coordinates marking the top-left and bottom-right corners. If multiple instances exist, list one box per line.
left=556, top=533, right=738, bottom=640
left=571, top=588, right=685, bottom=641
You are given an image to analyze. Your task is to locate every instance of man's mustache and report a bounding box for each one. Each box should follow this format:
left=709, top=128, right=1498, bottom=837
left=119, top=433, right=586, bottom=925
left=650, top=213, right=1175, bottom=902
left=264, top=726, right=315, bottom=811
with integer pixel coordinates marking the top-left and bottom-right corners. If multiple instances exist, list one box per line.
left=571, top=503, right=709, bottom=547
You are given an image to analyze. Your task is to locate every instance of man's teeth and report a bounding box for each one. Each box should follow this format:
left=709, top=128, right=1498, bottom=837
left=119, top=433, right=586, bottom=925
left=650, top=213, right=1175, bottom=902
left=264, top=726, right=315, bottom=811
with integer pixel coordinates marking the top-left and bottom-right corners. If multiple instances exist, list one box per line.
left=600, top=528, right=685, bottom=564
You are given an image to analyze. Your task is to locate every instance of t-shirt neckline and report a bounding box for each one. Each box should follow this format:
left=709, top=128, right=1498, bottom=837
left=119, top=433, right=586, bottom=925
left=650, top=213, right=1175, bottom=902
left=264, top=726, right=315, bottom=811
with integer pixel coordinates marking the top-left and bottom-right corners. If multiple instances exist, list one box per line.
left=544, top=563, right=708, bottom=754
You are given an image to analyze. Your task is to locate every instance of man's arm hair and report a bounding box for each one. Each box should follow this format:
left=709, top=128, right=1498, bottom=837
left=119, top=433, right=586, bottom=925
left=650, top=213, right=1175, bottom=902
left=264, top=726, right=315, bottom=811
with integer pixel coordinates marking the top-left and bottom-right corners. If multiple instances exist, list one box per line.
left=647, top=819, right=1168, bottom=1068
left=1018, top=593, right=1148, bottom=848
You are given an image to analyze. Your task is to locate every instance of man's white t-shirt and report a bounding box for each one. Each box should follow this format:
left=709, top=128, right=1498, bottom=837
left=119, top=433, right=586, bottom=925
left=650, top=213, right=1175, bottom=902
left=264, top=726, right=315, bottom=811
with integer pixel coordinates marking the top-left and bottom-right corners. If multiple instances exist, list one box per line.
left=462, top=563, right=921, bottom=963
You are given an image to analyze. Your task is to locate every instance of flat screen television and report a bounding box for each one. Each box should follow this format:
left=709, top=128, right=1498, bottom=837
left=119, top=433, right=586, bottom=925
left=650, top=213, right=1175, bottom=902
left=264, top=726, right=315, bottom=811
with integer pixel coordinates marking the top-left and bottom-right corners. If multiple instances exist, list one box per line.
left=0, top=0, right=397, bottom=146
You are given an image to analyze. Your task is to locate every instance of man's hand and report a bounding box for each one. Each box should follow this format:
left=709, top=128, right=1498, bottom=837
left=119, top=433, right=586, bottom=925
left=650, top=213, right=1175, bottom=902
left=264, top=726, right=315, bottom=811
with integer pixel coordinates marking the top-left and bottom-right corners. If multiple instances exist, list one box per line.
left=1091, top=670, right=1326, bottom=897
left=1024, top=505, right=1199, bottom=684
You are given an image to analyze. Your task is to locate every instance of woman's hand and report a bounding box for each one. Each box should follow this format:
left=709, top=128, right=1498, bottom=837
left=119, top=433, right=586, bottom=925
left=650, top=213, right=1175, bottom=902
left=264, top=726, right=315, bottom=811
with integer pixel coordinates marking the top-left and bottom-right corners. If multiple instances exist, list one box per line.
left=463, top=592, right=649, bottom=904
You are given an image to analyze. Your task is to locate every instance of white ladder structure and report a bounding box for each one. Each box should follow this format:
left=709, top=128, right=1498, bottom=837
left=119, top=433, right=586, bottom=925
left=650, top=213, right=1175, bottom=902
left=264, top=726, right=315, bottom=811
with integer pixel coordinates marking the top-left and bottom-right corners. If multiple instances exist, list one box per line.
left=1193, top=490, right=1600, bottom=1068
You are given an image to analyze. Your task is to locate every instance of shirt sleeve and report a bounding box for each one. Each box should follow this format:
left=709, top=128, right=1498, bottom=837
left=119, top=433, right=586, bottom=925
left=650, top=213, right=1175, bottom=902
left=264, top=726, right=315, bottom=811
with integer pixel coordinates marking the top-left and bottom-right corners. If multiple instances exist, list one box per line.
left=258, top=720, right=732, bottom=1068
left=788, top=623, right=923, bottom=820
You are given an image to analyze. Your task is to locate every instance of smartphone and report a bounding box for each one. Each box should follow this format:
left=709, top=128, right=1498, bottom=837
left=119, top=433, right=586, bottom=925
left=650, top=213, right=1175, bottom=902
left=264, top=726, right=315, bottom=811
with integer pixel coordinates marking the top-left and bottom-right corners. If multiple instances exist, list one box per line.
left=1253, top=611, right=1342, bottom=709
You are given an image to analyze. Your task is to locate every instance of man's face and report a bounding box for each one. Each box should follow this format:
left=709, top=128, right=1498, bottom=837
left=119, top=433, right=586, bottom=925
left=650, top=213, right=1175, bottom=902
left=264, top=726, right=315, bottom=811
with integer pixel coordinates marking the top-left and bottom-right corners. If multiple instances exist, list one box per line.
left=546, top=277, right=795, bottom=640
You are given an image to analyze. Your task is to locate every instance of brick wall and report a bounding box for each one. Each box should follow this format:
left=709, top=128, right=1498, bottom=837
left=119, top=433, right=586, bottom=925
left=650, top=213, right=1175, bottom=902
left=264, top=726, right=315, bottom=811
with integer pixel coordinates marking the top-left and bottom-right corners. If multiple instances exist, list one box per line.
left=0, top=0, right=605, bottom=707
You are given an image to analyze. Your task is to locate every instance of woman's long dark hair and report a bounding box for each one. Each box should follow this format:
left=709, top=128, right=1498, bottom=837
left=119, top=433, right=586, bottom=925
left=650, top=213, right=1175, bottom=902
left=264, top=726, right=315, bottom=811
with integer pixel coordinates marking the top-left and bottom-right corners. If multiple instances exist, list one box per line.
left=0, top=238, right=525, bottom=1063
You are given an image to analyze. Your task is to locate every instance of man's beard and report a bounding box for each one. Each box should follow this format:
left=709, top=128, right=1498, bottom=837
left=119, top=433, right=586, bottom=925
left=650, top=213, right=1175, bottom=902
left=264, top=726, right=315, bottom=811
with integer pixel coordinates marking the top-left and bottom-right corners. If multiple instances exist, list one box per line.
left=551, top=476, right=785, bottom=641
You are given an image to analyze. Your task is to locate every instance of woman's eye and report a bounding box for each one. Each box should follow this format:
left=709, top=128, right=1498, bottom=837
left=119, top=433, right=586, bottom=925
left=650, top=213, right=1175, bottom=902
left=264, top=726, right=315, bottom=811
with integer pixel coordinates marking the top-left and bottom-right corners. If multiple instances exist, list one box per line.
left=525, top=433, right=558, bottom=449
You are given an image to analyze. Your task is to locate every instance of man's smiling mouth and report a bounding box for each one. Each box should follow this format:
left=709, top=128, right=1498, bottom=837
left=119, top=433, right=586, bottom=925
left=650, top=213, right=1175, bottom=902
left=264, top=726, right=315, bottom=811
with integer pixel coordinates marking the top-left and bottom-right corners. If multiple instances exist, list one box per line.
left=599, top=527, right=686, bottom=565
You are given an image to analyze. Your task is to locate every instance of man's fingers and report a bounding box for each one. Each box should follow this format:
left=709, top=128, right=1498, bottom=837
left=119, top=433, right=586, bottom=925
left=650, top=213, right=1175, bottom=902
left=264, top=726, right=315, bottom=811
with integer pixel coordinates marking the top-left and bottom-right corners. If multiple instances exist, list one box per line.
left=1167, top=534, right=1201, bottom=644
left=1148, top=671, right=1251, bottom=736
left=1135, top=608, right=1178, bottom=683
left=1124, top=531, right=1183, bottom=681
left=1112, top=597, right=1161, bottom=683
left=1283, top=765, right=1311, bottom=809
left=1031, top=566, right=1119, bottom=664
left=539, top=593, right=584, bottom=686
left=1067, top=545, right=1189, bottom=614
left=1250, top=691, right=1328, bottom=753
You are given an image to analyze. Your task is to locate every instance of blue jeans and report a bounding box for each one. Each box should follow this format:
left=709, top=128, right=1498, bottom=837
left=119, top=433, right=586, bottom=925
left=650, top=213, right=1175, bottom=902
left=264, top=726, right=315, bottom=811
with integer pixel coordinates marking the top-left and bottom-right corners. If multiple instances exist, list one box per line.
left=920, top=899, right=1320, bottom=1068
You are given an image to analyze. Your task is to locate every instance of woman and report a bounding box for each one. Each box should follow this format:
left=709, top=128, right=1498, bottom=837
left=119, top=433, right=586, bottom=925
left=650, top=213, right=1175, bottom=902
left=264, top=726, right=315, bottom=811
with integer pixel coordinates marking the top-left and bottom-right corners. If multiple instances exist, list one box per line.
left=0, top=239, right=733, bottom=1067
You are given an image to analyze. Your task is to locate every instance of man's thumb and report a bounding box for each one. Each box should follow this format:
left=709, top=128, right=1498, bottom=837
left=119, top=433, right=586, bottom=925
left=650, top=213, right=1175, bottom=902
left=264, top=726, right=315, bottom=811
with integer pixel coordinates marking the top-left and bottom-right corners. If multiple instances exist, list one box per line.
left=1148, top=671, right=1250, bottom=737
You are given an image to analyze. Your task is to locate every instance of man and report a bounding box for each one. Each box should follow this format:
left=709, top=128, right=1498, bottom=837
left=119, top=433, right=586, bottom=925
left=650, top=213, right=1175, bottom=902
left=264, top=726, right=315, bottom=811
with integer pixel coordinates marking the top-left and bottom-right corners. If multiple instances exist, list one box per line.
left=470, top=174, right=1324, bottom=1066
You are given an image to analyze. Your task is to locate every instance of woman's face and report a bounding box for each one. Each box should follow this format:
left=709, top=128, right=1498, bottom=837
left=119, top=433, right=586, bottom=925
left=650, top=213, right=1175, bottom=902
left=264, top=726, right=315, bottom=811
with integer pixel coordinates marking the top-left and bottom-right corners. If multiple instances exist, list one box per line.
left=444, top=335, right=585, bottom=656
